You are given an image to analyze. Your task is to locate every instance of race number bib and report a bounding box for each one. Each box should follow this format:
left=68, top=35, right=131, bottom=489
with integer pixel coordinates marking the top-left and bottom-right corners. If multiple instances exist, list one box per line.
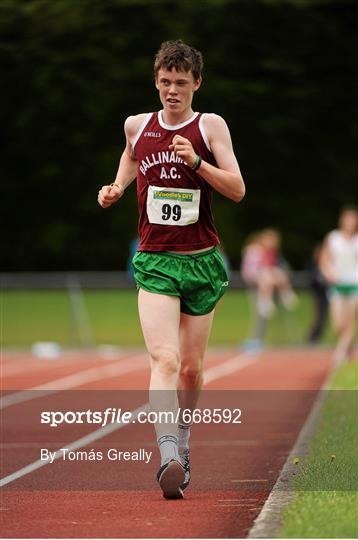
left=147, top=186, right=201, bottom=226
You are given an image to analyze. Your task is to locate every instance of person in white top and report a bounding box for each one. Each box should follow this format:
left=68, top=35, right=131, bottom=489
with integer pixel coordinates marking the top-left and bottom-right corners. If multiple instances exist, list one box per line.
left=320, top=207, right=358, bottom=364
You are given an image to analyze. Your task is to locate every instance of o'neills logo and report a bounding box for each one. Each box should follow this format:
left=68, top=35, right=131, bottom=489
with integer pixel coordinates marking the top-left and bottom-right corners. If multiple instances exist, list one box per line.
left=154, top=191, right=193, bottom=202
left=144, top=132, right=161, bottom=138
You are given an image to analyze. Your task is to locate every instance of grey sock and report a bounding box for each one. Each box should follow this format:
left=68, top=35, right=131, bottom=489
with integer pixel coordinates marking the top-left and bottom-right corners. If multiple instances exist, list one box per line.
left=157, top=434, right=179, bottom=466
left=178, top=423, right=191, bottom=453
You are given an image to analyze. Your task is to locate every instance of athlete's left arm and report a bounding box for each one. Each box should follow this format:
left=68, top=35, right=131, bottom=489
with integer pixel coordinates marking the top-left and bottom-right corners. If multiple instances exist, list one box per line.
left=202, top=114, right=245, bottom=202
left=171, top=114, right=245, bottom=202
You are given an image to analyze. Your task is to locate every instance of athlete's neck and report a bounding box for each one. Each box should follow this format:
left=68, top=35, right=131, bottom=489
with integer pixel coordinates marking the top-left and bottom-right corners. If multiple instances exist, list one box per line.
left=161, top=108, right=195, bottom=126
left=341, top=231, right=356, bottom=239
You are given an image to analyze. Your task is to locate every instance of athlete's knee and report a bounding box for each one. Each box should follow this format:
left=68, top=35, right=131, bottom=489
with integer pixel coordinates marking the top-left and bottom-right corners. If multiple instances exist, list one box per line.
left=341, top=320, right=355, bottom=337
left=274, top=268, right=288, bottom=283
left=258, top=273, right=275, bottom=291
left=179, top=363, right=203, bottom=385
left=333, top=323, right=343, bottom=336
left=332, top=317, right=346, bottom=334
left=151, top=346, right=180, bottom=377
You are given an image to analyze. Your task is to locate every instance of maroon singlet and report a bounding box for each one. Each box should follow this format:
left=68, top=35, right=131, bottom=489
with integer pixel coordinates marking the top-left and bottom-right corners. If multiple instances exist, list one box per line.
left=133, top=111, right=220, bottom=251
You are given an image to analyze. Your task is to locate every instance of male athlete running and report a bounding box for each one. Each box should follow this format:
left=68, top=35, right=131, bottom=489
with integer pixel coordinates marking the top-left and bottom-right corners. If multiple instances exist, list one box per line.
left=98, top=40, right=245, bottom=499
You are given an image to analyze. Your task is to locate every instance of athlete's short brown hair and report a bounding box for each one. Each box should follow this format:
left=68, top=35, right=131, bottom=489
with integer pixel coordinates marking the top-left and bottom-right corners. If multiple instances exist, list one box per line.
left=154, top=40, right=203, bottom=80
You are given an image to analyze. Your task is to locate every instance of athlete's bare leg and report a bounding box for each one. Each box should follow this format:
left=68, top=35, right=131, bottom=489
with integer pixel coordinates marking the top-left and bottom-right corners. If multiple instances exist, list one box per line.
left=177, top=309, right=214, bottom=403
left=138, top=289, right=181, bottom=443
left=176, top=309, right=215, bottom=489
left=271, top=268, right=298, bottom=308
left=330, top=295, right=357, bottom=364
left=257, top=269, right=275, bottom=299
left=256, top=269, right=277, bottom=318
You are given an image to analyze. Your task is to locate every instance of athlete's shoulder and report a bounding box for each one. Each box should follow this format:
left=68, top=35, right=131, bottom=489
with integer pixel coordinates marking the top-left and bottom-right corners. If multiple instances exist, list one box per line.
left=329, top=229, right=340, bottom=239
left=202, top=113, right=231, bottom=138
left=125, top=113, right=152, bottom=137
left=202, top=113, right=229, bottom=127
left=202, top=112, right=226, bottom=124
left=326, top=230, right=341, bottom=247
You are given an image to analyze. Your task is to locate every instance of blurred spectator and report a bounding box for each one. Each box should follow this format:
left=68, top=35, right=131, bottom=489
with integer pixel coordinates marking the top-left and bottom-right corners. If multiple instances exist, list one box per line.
left=241, top=229, right=298, bottom=318
left=306, top=244, right=329, bottom=344
left=240, top=229, right=298, bottom=351
left=320, top=207, right=358, bottom=364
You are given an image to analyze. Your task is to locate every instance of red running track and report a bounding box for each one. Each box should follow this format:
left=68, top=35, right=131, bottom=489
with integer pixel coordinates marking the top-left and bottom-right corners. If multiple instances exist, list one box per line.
left=1, top=348, right=332, bottom=538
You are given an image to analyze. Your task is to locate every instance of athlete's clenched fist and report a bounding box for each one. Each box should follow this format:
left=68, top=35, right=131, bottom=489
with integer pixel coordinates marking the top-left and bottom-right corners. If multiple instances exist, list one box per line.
left=98, top=183, right=124, bottom=208
left=169, top=135, right=197, bottom=168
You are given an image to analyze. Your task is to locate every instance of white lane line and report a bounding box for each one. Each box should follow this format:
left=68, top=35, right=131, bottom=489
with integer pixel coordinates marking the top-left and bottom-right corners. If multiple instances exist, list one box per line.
left=215, top=503, right=257, bottom=507
left=203, top=353, right=258, bottom=385
left=2, top=355, right=119, bottom=377
left=0, top=439, right=260, bottom=449
left=193, top=440, right=260, bottom=447
left=0, top=355, right=147, bottom=410
left=0, top=350, right=261, bottom=487
left=2, top=349, right=218, bottom=378
left=1, top=351, right=113, bottom=374
left=3, top=361, right=71, bottom=378
left=1, top=350, right=257, bottom=410
left=218, top=497, right=257, bottom=504
left=231, top=479, right=268, bottom=483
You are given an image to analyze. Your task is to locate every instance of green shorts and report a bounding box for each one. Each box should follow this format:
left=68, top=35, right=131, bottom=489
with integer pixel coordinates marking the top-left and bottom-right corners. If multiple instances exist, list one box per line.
left=330, top=284, right=358, bottom=298
left=132, top=247, right=229, bottom=316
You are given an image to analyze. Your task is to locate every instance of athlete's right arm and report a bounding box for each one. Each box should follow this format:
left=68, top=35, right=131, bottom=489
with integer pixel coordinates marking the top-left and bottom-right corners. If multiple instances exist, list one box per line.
left=97, top=114, right=147, bottom=209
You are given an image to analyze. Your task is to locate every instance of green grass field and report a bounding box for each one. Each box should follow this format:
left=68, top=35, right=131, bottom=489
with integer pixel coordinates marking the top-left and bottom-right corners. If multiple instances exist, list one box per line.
left=279, top=362, right=358, bottom=538
left=1, top=289, right=335, bottom=348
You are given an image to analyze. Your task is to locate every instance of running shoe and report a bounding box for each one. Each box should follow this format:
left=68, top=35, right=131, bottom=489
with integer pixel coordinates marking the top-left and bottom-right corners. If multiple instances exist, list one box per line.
left=157, top=459, right=185, bottom=499
left=179, top=449, right=191, bottom=491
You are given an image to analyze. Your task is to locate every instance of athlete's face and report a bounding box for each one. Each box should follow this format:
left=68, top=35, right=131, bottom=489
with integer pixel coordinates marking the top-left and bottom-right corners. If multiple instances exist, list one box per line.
left=155, top=68, right=201, bottom=116
left=339, top=210, right=358, bottom=234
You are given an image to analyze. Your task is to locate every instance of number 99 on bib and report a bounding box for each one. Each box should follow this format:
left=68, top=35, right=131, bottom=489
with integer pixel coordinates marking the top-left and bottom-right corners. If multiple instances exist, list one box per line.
left=147, top=186, right=201, bottom=226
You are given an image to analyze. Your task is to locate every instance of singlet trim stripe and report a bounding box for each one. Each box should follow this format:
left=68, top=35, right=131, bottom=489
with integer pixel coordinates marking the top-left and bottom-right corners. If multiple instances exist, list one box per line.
left=158, top=110, right=199, bottom=130
left=132, top=113, right=153, bottom=151
left=199, top=113, right=212, bottom=153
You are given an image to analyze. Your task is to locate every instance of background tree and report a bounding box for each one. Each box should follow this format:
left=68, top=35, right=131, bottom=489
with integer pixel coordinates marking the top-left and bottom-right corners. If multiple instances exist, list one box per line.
left=1, top=0, right=356, bottom=270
